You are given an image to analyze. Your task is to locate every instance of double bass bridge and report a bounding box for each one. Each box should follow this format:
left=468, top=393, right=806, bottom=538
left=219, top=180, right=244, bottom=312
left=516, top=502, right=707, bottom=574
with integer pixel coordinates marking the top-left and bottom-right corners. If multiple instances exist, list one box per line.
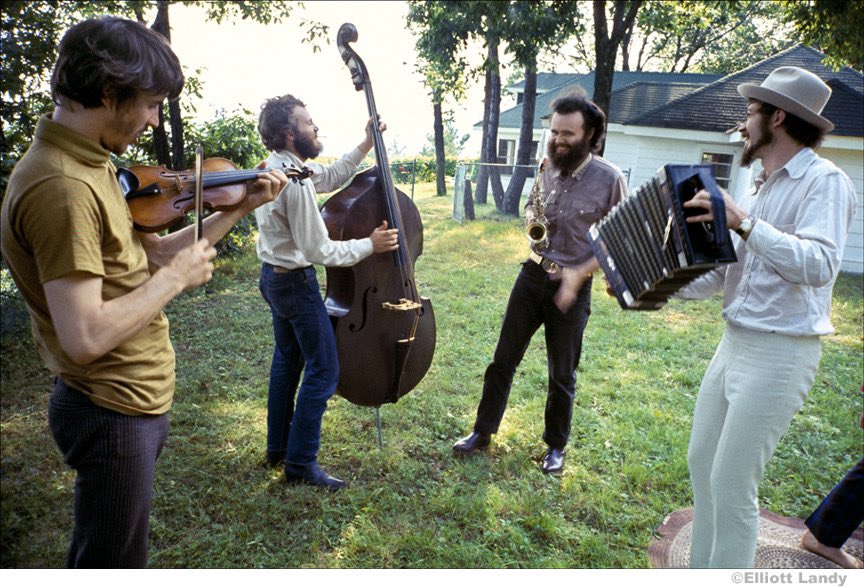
left=381, top=298, right=422, bottom=312
left=381, top=298, right=422, bottom=344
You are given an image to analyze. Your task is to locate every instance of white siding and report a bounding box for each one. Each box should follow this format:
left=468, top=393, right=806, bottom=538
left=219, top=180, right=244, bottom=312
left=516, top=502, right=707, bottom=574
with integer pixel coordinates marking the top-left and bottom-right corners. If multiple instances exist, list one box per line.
left=603, top=127, right=864, bottom=274
left=820, top=145, right=863, bottom=275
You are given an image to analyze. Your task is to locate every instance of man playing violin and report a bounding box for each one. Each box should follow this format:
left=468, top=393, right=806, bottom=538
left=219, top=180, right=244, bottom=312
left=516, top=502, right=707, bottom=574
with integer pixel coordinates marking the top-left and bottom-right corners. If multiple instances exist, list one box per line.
left=255, top=94, right=398, bottom=491
left=0, top=17, right=288, bottom=567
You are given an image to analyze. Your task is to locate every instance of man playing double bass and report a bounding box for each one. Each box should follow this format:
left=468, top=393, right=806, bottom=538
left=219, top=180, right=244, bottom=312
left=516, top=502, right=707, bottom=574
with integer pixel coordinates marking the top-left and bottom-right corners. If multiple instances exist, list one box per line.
left=255, top=94, right=398, bottom=491
left=453, top=93, right=628, bottom=474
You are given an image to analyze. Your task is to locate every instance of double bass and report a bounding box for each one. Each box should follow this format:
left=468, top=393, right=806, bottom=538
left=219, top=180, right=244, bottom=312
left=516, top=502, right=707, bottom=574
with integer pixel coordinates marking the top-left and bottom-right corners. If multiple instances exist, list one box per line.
left=321, top=23, right=436, bottom=408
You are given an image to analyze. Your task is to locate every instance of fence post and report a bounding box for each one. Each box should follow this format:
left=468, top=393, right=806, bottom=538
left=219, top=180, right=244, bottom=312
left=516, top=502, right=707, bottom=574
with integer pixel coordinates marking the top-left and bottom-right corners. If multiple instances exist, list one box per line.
left=411, top=158, right=416, bottom=200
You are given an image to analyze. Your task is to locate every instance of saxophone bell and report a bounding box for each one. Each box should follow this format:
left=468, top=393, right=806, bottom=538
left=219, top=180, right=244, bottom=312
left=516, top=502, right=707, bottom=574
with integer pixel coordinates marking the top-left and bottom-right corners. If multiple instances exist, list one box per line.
left=526, top=219, right=548, bottom=250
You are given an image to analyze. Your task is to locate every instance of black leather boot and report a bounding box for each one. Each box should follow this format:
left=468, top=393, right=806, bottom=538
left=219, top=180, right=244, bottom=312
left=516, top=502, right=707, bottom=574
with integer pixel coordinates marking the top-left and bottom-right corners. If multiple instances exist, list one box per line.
left=541, top=447, right=565, bottom=474
left=452, top=431, right=492, bottom=455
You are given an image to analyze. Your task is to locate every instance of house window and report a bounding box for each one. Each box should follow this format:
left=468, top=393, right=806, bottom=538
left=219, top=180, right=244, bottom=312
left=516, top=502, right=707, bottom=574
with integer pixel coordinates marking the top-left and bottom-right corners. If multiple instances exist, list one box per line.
left=498, top=139, right=515, bottom=165
left=701, top=152, right=734, bottom=189
left=497, top=139, right=540, bottom=167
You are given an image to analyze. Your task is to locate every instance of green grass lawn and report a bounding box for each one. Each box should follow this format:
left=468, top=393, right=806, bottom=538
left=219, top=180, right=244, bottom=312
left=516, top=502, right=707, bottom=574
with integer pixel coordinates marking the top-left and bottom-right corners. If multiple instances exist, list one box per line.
left=2, top=182, right=862, bottom=568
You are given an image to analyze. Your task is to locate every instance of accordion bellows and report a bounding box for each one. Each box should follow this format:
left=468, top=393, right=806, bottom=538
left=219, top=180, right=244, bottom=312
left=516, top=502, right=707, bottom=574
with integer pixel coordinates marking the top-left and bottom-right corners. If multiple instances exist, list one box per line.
left=588, top=164, right=738, bottom=310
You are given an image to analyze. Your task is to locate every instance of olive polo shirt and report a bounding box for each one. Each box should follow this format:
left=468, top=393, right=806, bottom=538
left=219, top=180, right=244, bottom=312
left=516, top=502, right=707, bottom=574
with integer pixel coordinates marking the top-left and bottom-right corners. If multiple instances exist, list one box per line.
left=1, top=115, right=175, bottom=415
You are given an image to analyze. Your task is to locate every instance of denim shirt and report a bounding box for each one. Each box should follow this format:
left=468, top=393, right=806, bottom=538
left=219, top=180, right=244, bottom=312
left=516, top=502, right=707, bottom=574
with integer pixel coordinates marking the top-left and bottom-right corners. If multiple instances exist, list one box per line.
left=528, top=154, right=628, bottom=268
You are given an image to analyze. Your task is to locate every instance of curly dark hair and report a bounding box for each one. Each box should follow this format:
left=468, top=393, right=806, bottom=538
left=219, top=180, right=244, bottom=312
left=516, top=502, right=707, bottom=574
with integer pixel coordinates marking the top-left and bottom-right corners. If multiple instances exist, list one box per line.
left=257, top=94, right=307, bottom=152
left=51, top=17, right=184, bottom=109
left=550, top=92, right=607, bottom=153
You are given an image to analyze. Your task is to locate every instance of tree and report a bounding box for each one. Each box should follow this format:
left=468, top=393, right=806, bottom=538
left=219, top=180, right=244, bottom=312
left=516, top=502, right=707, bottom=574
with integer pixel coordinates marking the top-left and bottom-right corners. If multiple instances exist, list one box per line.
left=778, top=0, right=863, bottom=70
left=421, top=119, right=469, bottom=158
left=476, top=29, right=506, bottom=208
left=408, top=1, right=471, bottom=196
left=1, top=1, right=95, bottom=194
left=620, top=1, right=794, bottom=74
left=591, top=0, right=642, bottom=154
left=408, top=1, right=511, bottom=206
left=1, top=0, right=324, bottom=190
left=500, top=1, right=582, bottom=216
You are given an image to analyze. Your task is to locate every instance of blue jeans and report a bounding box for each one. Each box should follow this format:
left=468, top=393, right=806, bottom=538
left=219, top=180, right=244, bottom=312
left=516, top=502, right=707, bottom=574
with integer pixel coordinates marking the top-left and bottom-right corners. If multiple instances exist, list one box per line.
left=474, top=260, right=592, bottom=449
left=259, top=264, right=339, bottom=466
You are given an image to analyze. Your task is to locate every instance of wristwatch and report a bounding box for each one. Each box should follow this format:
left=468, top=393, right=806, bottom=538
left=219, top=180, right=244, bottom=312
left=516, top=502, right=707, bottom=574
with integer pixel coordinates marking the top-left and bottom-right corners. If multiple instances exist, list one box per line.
left=735, top=215, right=756, bottom=237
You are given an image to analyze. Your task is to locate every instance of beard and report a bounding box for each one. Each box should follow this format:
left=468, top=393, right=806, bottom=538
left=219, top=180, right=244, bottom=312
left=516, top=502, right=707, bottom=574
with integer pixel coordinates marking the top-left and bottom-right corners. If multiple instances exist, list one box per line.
left=547, top=136, right=592, bottom=175
left=293, top=131, right=322, bottom=160
left=740, top=121, right=773, bottom=168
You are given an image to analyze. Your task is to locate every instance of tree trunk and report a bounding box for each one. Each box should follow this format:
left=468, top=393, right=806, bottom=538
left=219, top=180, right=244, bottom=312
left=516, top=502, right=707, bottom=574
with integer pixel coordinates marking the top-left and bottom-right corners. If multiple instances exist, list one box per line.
left=592, top=0, right=643, bottom=157
left=502, top=61, right=537, bottom=216
left=486, top=43, right=505, bottom=210
left=168, top=99, right=185, bottom=169
left=152, top=99, right=171, bottom=166
left=463, top=178, right=475, bottom=221
left=474, top=55, right=492, bottom=205
left=433, top=101, right=446, bottom=196
left=150, top=1, right=173, bottom=167
left=477, top=36, right=504, bottom=208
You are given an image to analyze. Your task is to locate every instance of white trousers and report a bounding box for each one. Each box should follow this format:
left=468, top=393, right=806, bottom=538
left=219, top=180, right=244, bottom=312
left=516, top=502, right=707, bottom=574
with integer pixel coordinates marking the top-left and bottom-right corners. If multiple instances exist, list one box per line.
left=687, top=323, right=821, bottom=568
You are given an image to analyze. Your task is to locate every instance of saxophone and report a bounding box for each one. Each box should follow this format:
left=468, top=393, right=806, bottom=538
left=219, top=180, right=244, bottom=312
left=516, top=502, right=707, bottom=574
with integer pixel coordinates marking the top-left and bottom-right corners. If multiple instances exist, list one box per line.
left=526, top=160, right=549, bottom=252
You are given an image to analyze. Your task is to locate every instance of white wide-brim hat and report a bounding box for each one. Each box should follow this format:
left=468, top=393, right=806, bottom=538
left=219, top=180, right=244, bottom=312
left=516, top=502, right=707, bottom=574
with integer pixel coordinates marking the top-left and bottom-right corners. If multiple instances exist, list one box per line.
left=738, top=66, right=834, bottom=132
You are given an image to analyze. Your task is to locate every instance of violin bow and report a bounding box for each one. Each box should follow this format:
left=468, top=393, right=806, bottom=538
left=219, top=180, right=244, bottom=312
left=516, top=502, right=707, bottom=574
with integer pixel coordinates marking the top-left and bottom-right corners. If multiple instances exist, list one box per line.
left=194, top=145, right=204, bottom=242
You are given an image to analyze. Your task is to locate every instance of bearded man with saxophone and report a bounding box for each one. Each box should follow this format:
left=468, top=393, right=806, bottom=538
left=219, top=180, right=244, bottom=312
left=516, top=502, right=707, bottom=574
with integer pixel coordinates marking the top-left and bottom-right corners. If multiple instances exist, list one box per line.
left=453, top=93, right=628, bottom=473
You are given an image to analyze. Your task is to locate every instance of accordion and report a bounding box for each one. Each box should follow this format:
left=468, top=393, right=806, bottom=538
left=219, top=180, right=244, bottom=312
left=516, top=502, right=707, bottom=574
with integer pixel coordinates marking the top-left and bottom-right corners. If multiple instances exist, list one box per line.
left=587, top=164, right=737, bottom=310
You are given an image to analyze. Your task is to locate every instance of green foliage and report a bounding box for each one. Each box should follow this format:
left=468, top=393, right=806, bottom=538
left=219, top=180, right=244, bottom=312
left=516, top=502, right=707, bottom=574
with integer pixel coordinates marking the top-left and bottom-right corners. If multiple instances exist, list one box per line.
left=387, top=156, right=459, bottom=183
left=779, top=0, right=864, bottom=70
left=621, top=1, right=797, bottom=73
left=2, top=184, right=862, bottom=568
left=420, top=119, right=469, bottom=158
left=1, top=1, right=88, bottom=194
left=407, top=0, right=476, bottom=98
left=1, top=0, right=324, bottom=198
left=564, top=1, right=822, bottom=75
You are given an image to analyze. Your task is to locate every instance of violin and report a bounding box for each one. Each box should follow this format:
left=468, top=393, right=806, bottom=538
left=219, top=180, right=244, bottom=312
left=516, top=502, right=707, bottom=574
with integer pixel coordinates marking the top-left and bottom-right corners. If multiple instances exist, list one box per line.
left=116, top=158, right=312, bottom=232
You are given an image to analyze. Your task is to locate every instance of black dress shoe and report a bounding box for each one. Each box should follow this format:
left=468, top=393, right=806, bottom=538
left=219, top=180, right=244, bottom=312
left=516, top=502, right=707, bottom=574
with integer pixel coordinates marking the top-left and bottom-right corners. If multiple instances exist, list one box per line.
left=265, top=450, right=286, bottom=468
left=284, top=462, right=346, bottom=491
left=452, top=431, right=492, bottom=455
left=541, top=447, right=565, bottom=474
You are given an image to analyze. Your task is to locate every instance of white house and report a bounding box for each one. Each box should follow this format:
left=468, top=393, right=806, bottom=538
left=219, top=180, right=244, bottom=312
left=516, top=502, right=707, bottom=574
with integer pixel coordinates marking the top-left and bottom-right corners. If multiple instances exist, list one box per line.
left=487, top=45, right=864, bottom=274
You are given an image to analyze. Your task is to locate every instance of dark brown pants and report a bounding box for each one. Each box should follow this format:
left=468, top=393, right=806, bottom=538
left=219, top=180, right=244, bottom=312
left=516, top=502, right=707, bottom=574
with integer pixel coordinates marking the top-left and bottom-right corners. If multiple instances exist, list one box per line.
left=48, top=378, right=168, bottom=568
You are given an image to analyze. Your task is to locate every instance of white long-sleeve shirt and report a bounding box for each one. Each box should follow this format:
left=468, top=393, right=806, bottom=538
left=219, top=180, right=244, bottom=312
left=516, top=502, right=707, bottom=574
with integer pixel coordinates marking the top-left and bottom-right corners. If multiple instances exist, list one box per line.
left=254, top=148, right=374, bottom=269
left=677, top=147, right=857, bottom=336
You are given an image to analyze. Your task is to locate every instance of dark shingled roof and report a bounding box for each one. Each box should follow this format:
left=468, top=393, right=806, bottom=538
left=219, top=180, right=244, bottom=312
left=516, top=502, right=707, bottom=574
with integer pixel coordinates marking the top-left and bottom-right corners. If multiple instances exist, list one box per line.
left=508, top=72, right=582, bottom=94
left=627, top=45, right=863, bottom=135
left=492, top=46, right=863, bottom=137
left=492, top=71, right=723, bottom=129
left=608, top=82, right=706, bottom=123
